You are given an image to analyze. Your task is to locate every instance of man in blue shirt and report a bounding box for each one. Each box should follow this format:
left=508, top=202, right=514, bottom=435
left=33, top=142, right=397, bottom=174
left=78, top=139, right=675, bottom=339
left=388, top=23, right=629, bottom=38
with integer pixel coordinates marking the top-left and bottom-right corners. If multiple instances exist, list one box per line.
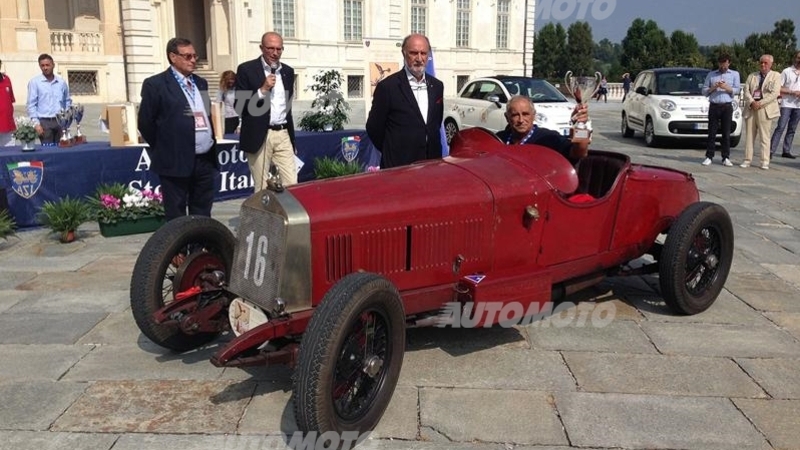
left=701, top=53, right=741, bottom=166
left=26, top=53, right=71, bottom=145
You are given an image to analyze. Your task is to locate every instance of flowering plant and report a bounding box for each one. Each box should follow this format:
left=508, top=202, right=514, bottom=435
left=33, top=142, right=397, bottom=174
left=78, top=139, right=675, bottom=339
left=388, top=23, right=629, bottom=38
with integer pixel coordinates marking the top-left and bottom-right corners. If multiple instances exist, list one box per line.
left=89, top=183, right=164, bottom=225
left=12, top=117, right=37, bottom=143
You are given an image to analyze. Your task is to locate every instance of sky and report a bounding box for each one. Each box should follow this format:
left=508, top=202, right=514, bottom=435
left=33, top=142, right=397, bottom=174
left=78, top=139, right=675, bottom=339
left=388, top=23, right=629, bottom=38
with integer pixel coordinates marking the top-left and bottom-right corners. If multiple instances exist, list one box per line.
left=536, top=0, right=797, bottom=46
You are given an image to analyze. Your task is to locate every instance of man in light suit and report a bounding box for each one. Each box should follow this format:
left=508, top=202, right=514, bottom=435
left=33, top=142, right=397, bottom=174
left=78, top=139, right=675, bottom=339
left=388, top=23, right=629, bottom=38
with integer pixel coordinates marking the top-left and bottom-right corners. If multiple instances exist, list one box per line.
left=741, top=54, right=782, bottom=170
left=235, top=31, right=296, bottom=190
left=366, top=33, right=444, bottom=169
left=138, top=37, right=218, bottom=220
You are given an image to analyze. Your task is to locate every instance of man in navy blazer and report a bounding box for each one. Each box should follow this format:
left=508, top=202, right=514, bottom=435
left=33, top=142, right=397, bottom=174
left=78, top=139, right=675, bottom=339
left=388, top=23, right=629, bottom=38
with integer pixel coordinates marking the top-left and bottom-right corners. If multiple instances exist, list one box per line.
left=366, top=33, right=444, bottom=169
left=138, top=37, right=218, bottom=220
left=235, top=31, right=297, bottom=190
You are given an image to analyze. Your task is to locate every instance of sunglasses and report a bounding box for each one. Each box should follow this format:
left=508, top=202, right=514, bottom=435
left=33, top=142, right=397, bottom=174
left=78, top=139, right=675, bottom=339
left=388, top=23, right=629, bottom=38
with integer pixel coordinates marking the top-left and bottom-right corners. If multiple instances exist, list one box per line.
left=173, top=52, right=198, bottom=61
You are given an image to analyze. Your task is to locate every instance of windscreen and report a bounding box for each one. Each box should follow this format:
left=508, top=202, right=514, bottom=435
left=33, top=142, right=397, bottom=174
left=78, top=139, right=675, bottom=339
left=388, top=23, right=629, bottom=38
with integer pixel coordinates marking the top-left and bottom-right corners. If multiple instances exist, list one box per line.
left=655, top=70, right=709, bottom=95
left=502, top=78, right=568, bottom=103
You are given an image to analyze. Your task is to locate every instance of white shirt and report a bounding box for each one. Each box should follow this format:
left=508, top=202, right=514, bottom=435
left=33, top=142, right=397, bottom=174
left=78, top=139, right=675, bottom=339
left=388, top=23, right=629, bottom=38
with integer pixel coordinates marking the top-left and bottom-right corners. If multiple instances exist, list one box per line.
left=405, top=67, right=428, bottom=124
left=259, top=58, right=288, bottom=125
left=780, top=66, right=800, bottom=109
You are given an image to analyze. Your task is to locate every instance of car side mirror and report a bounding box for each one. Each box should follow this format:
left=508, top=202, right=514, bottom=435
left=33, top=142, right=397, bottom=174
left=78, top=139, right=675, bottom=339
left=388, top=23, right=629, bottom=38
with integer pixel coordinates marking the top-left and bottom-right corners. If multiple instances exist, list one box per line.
left=486, top=95, right=502, bottom=107
left=635, top=86, right=648, bottom=96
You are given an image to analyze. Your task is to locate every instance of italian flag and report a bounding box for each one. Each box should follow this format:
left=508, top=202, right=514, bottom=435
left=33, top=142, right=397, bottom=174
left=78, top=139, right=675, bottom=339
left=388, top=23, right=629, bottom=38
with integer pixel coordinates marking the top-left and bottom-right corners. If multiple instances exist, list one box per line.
left=6, top=161, right=43, bottom=171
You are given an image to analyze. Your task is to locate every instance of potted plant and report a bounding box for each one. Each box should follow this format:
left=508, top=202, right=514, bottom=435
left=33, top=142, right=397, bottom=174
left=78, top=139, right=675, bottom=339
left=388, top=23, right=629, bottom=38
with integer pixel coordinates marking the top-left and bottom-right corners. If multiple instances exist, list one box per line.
left=313, top=156, right=363, bottom=179
left=12, top=116, right=38, bottom=151
left=0, top=209, right=16, bottom=240
left=37, top=196, right=91, bottom=243
left=299, top=70, right=351, bottom=132
left=89, top=183, right=166, bottom=237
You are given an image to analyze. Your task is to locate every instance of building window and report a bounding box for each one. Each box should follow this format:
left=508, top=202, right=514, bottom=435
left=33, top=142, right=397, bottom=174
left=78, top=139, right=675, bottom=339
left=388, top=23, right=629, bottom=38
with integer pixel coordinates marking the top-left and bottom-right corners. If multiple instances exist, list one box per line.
left=496, top=0, right=509, bottom=49
left=68, top=70, right=97, bottom=95
left=343, top=0, right=363, bottom=41
left=347, top=75, right=364, bottom=98
left=457, top=75, right=470, bottom=93
left=272, top=0, right=296, bottom=38
left=456, top=0, right=471, bottom=47
left=410, top=0, right=427, bottom=35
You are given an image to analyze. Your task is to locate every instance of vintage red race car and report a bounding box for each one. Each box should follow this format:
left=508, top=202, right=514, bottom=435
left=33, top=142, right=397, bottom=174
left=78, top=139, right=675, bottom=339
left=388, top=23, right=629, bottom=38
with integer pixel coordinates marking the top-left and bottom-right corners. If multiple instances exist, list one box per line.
left=130, top=128, right=733, bottom=439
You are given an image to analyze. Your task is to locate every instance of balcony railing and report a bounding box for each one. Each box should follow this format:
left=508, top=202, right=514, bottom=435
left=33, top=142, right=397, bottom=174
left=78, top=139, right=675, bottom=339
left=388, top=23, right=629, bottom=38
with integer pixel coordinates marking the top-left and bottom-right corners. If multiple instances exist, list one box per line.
left=50, top=30, right=103, bottom=53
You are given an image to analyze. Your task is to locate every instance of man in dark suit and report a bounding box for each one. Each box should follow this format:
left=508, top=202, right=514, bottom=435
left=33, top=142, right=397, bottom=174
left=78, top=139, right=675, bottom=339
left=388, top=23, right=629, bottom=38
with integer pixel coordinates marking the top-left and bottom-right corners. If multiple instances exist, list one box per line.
left=138, top=37, right=218, bottom=220
left=235, top=31, right=296, bottom=190
left=496, top=95, right=589, bottom=166
left=366, top=33, right=444, bottom=169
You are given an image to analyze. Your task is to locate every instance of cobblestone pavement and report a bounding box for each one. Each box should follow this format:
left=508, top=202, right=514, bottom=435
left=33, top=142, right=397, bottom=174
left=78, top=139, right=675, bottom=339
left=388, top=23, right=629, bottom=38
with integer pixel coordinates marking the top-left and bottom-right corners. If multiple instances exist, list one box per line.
left=1, top=101, right=799, bottom=450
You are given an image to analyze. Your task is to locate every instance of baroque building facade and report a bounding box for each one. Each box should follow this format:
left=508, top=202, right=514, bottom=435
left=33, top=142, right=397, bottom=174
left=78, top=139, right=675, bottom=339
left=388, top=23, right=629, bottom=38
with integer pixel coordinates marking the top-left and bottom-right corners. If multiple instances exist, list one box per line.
left=2, top=0, right=535, bottom=107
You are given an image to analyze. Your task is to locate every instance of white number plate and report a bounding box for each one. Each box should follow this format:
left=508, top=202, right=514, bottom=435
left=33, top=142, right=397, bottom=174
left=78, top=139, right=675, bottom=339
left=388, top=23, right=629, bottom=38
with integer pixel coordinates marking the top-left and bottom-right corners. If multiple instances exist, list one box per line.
left=695, top=123, right=708, bottom=130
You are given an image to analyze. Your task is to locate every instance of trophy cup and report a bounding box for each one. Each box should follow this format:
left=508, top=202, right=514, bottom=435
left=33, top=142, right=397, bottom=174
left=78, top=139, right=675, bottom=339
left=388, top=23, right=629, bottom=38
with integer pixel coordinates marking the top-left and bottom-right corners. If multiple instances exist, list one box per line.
left=72, top=104, right=86, bottom=144
left=564, top=71, right=601, bottom=143
left=56, top=108, right=74, bottom=147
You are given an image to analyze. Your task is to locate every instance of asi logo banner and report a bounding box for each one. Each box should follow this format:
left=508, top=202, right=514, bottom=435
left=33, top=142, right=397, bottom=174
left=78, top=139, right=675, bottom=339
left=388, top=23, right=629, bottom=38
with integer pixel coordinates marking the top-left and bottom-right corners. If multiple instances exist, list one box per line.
left=341, top=135, right=361, bottom=162
left=7, top=161, right=44, bottom=199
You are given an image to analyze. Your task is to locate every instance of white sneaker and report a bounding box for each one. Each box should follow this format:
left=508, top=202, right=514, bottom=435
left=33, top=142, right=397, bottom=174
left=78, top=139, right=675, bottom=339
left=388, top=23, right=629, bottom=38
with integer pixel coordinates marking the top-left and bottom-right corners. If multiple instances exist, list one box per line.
left=701, top=158, right=712, bottom=166
left=740, top=161, right=750, bottom=168
left=722, top=158, right=733, bottom=167
left=760, top=163, right=769, bottom=170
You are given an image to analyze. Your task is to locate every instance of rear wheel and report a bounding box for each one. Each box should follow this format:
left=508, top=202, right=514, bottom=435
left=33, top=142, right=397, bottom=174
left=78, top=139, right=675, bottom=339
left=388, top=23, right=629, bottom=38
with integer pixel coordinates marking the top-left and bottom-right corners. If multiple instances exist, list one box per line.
left=293, top=272, right=405, bottom=441
left=130, top=216, right=235, bottom=352
left=444, top=119, right=459, bottom=144
left=659, top=202, right=733, bottom=315
left=621, top=113, right=634, bottom=138
left=644, top=118, right=660, bottom=147
left=730, top=136, right=741, bottom=147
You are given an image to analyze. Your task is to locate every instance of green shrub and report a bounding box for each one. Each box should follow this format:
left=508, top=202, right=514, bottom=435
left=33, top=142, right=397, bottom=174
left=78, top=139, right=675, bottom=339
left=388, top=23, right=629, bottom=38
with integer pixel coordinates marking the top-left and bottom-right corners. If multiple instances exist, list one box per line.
left=313, top=157, right=363, bottom=179
left=0, top=210, right=16, bottom=240
left=38, top=196, right=92, bottom=242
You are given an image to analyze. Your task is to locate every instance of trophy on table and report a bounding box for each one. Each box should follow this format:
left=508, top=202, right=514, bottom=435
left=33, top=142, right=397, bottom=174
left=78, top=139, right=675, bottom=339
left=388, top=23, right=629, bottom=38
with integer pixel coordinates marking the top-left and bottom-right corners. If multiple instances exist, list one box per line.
left=72, top=104, right=86, bottom=144
left=563, top=71, right=601, bottom=143
left=56, top=108, right=74, bottom=147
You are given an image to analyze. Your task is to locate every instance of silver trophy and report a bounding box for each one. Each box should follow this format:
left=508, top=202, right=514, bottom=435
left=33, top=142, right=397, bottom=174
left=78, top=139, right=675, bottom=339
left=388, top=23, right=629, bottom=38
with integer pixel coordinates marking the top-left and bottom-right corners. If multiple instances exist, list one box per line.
left=56, top=108, right=74, bottom=147
left=563, top=71, right=601, bottom=142
left=72, top=104, right=86, bottom=144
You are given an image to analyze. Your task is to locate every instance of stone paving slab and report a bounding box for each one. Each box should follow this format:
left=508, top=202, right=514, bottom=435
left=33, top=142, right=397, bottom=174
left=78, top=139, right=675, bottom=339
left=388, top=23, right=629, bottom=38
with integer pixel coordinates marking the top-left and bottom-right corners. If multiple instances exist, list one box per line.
left=526, top=320, right=657, bottom=354
left=764, top=312, right=800, bottom=340
left=736, top=357, right=800, bottom=399
left=0, top=381, right=87, bottom=430
left=724, top=272, right=799, bottom=293
left=641, top=322, right=800, bottom=358
left=0, top=312, right=108, bottom=344
left=556, top=392, right=770, bottom=449
left=0, top=272, right=37, bottom=290
left=563, top=352, right=766, bottom=398
left=0, top=431, right=118, bottom=450
left=630, top=289, right=773, bottom=326
left=7, top=289, right=130, bottom=314
left=734, top=399, right=800, bottom=450
left=419, top=388, right=567, bottom=446
left=0, top=344, right=93, bottom=382
left=734, top=288, right=800, bottom=313
left=763, top=263, right=800, bottom=289
left=52, top=380, right=255, bottom=433
left=0, top=290, right=26, bottom=313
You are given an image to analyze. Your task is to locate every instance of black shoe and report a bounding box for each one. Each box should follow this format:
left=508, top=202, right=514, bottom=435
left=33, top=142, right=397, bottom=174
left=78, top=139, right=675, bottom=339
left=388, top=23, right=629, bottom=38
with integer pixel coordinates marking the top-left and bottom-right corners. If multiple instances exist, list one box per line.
left=781, top=153, right=797, bottom=159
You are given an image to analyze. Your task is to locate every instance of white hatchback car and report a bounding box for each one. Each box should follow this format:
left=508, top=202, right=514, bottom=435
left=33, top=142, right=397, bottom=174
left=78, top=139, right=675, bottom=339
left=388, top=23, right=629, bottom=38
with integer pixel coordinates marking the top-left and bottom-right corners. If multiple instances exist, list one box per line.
left=621, top=67, right=742, bottom=147
left=444, top=76, right=580, bottom=144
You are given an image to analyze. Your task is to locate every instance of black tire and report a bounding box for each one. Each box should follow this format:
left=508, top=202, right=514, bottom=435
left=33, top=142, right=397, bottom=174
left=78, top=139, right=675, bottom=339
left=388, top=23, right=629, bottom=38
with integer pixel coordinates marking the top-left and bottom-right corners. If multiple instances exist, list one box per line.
left=621, top=113, right=634, bottom=138
left=659, top=202, right=733, bottom=315
left=130, top=215, right=235, bottom=352
left=444, top=119, right=459, bottom=145
left=293, top=272, right=405, bottom=439
left=730, top=136, right=741, bottom=147
left=644, top=118, right=660, bottom=147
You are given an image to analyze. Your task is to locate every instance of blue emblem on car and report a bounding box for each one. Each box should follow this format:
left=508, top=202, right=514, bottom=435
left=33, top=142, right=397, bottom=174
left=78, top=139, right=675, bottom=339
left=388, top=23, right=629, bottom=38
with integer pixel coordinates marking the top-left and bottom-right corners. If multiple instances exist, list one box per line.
left=341, top=136, right=361, bottom=162
left=7, top=161, right=44, bottom=199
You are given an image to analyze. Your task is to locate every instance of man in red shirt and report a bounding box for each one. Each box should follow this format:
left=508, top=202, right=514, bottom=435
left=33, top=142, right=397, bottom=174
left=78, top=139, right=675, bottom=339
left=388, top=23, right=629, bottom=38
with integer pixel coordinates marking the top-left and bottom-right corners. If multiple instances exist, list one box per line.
left=0, top=59, right=16, bottom=147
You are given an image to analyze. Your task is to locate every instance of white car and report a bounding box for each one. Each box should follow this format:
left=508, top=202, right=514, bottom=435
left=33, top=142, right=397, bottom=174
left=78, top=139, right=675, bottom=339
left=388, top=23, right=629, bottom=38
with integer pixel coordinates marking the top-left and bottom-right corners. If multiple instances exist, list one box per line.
left=621, top=67, right=742, bottom=147
left=444, top=76, right=581, bottom=144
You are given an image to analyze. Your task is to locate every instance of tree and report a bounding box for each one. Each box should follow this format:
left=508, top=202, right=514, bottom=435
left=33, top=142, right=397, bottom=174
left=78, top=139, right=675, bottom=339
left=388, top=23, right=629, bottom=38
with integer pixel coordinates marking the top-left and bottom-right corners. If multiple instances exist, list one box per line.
left=669, top=31, right=704, bottom=67
left=770, top=19, right=797, bottom=68
left=621, top=18, right=672, bottom=75
left=566, top=21, right=595, bottom=76
left=533, top=23, right=567, bottom=80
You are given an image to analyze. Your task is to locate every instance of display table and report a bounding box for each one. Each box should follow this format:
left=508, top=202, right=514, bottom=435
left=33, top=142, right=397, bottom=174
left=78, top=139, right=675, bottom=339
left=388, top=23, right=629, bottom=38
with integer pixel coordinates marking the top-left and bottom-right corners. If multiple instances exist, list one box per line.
left=1, top=130, right=377, bottom=228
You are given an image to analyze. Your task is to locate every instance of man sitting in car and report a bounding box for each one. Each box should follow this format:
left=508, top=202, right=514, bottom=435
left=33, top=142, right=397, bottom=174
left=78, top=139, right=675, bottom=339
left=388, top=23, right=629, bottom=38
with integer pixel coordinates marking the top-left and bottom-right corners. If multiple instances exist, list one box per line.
left=496, top=95, right=590, bottom=166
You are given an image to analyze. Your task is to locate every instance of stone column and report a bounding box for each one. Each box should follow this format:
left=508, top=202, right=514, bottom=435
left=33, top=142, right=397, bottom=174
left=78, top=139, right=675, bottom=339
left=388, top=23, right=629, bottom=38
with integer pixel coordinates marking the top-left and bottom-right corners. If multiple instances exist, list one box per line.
left=17, top=0, right=30, bottom=20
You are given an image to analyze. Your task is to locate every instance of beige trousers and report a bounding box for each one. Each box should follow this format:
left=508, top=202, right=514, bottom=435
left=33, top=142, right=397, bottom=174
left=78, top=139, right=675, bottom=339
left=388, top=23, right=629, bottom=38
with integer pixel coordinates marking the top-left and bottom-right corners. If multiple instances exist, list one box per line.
left=247, top=129, right=297, bottom=191
left=743, top=109, right=777, bottom=165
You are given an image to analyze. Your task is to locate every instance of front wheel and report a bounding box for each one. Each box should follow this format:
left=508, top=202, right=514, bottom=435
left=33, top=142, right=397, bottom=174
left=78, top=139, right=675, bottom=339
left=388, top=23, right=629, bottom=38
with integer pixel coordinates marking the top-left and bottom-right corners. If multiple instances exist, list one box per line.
left=659, top=202, right=733, bottom=315
left=730, top=136, right=741, bottom=147
left=444, top=119, right=459, bottom=145
left=293, top=272, right=405, bottom=440
left=644, top=118, right=660, bottom=147
left=130, top=216, right=235, bottom=352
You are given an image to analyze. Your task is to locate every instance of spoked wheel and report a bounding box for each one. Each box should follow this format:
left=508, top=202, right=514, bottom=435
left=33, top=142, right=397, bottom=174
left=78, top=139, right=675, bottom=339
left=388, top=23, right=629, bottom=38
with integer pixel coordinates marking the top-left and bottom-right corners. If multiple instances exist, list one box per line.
left=444, top=119, right=459, bottom=145
left=644, top=118, right=660, bottom=147
left=659, top=202, right=733, bottom=315
left=293, top=273, right=405, bottom=442
left=130, top=215, right=235, bottom=352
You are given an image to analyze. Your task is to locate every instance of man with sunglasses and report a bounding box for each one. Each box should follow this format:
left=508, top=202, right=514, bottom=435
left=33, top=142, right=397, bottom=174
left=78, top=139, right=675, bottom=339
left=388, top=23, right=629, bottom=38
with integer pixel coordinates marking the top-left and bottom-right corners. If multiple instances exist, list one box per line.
left=769, top=51, right=800, bottom=159
left=235, top=31, right=297, bottom=190
left=138, top=37, right=218, bottom=221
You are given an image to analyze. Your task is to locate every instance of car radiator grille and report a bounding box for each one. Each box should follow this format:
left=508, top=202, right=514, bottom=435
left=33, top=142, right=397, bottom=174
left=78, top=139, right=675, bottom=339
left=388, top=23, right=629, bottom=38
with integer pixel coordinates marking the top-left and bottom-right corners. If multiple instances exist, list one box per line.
left=228, top=204, right=287, bottom=311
